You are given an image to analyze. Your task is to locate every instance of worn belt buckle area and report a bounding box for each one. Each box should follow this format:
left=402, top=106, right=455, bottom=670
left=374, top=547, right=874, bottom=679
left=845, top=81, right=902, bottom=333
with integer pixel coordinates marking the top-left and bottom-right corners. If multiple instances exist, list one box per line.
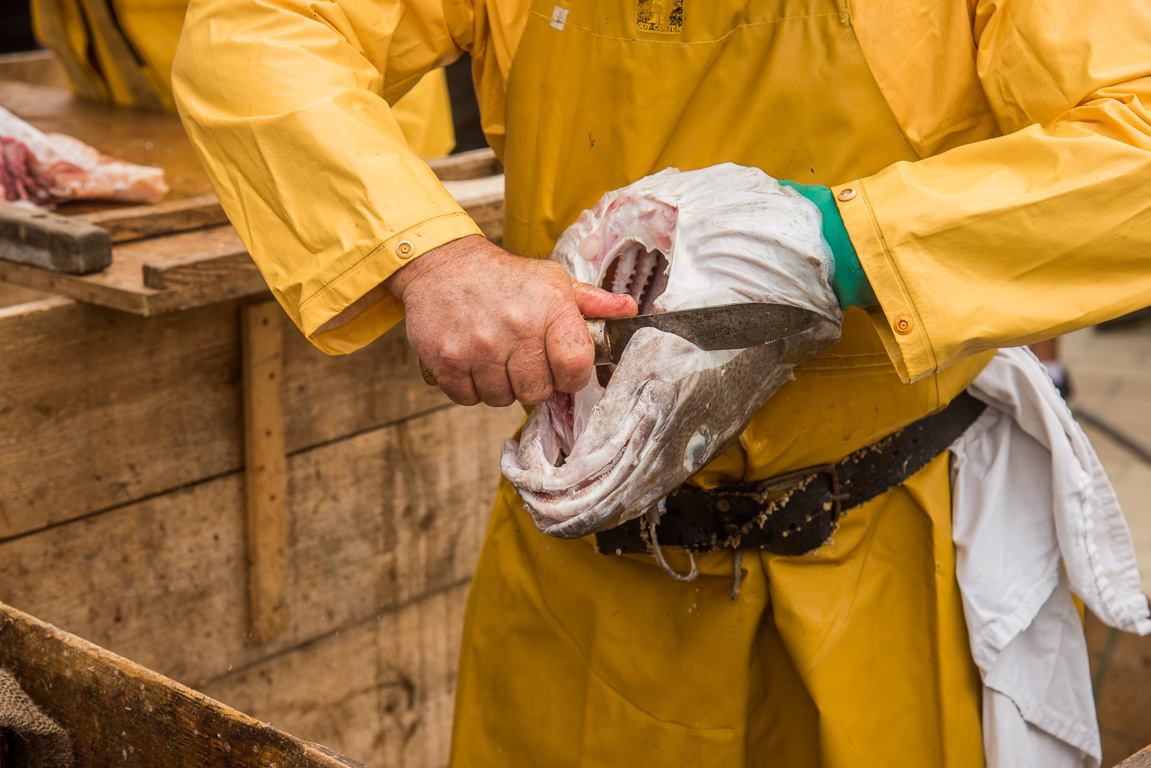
left=753, top=464, right=850, bottom=515
left=713, top=463, right=848, bottom=553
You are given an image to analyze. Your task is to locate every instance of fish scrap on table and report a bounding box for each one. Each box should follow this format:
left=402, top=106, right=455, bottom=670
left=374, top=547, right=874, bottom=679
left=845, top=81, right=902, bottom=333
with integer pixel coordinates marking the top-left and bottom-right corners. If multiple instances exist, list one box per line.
left=501, top=164, right=843, bottom=540
left=0, top=105, right=168, bottom=210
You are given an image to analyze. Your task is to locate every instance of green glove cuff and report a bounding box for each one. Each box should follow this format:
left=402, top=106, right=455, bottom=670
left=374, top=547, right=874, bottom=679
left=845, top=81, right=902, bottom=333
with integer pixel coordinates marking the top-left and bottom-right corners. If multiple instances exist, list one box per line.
left=778, top=180, right=877, bottom=309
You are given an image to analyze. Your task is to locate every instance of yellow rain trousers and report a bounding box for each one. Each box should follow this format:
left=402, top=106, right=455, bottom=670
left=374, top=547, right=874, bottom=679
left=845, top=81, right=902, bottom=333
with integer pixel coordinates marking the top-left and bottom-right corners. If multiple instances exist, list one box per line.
left=172, top=0, right=1151, bottom=764
left=29, top=0, right=456, bottom=157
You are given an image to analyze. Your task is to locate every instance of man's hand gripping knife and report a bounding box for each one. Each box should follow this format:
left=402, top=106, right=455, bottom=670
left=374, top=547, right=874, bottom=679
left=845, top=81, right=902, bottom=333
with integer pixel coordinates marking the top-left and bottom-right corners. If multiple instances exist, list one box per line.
left=385, top=234, right=638, bottom=407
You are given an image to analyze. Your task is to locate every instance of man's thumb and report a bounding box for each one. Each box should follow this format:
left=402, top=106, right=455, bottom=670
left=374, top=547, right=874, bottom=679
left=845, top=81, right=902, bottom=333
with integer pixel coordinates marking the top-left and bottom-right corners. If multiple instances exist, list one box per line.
left=573, top=282, right=638, bottom=319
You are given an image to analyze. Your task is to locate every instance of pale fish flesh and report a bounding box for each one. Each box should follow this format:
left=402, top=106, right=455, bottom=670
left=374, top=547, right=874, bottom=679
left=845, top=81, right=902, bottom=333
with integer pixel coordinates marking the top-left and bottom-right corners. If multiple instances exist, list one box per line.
left=501, top=164, right=843, bottom=538
left=0, top=105, right=168, bottom=209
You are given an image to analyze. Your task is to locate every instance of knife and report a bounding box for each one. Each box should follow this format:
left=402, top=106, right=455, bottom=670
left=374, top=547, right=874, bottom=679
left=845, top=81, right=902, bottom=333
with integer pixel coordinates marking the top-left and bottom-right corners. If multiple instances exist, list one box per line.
left=588, top=302, right=823, bottom=365
left=418, top=302, right=823, bottom=385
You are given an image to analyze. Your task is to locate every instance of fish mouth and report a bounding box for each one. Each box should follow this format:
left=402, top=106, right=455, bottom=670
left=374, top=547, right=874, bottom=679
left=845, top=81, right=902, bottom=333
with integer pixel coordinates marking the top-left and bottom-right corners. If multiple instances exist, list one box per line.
left=501, top=225, right=679, bottom=535
left=500, top=379, right=675, bottom=536
left=594, top=241, right=669, bottom=388
left=601, top=241, right=669, bottom=316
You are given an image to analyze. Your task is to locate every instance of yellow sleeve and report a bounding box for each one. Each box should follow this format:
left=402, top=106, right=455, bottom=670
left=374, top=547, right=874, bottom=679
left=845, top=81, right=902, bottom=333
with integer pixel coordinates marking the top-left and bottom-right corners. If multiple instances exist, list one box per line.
left=392, top=68, right=456, bottom=160
left=838, top=0, right=1151, bottom=383
left=171, top=0, right=483, bottom=354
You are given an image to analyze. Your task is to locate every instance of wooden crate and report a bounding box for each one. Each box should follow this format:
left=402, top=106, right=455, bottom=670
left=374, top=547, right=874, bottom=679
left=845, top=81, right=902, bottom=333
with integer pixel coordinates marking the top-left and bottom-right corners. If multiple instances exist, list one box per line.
left=0, top=292, right=522, bottom=767
left=0, top=600, right=369, bottom=767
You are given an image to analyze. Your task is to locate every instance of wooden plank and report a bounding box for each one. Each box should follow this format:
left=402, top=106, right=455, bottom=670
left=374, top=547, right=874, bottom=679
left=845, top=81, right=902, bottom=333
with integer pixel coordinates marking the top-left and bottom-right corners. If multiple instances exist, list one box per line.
left=242, top=303, right=290, bottom=644
left=1119, top=746, right=1151, bottom=768
left=201, top=583, right=469, bottom=768
left=0, top=255, right=152, bottom=313
left=0, top=204, right=111, bottom=273
left=0, top=51, right=71, bottom=90
left=0, top=299, right=244, bottom=538
left=443, top=176, right=504, bottom=245
left=1110, top=733, right=1151, bottom=768
left=427, top=147, right=501, bottom=181
left=0, top=299, right=455, bottom=539
left=375, top=583, right=468, bottom=768
left=0, top=280, right=51, bottom=308
left=0, top=225, right=274, bottom=315
left=82, top=195, right=228, bottom=243
left=0, top=404, right=521, bottom=688
left=143, top=251, right=256, bottom=289
left=0, top=602, right=369, bottom=768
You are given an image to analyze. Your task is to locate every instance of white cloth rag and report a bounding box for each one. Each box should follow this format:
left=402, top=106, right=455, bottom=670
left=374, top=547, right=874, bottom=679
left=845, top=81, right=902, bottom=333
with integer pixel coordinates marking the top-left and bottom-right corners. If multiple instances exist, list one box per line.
left=951, top=347, right=1151, bottom=768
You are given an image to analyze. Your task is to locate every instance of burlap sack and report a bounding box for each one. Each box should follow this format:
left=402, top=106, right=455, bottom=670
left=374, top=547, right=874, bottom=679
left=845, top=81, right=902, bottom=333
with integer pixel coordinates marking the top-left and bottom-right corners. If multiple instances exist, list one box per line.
left=0, top=668, right=72, bottom=768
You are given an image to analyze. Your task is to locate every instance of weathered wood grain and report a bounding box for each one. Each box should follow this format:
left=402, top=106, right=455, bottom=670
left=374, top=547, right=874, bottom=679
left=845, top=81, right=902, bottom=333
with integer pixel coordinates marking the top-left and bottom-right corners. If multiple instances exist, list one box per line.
left=0, top=51, right=70, bottom=90
left=0, top=601, right=369, bottom=768
left=0, top=404, right=520, bottom=687
left=143, top=251, right=257, bottom=289
left=375, top=583, right=468, bottom=768
left=242, top=303, right=290, bottom=643
left=0, top=299, right=245, bottom=538
left=442, top=176, right=504, bottom=245
left=1118, top=745, right=1151, bottom=768
left=0, top=204, right=111, bottom=273
left=0, top=280, right=52, bottom=308
left=0, top=300, right=453, bottom=539
left=427, top=147, right=501, bottom=181
left=0, top=226, right=270, bottom=315
left=202, top=583, right=469, bottom=768
left=83, top=195, right=229, bottom=243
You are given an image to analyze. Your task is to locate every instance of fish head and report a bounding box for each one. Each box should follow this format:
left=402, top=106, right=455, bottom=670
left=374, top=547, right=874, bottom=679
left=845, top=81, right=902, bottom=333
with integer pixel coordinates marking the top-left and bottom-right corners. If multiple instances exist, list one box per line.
left=501, top=164, right=843, bottom=537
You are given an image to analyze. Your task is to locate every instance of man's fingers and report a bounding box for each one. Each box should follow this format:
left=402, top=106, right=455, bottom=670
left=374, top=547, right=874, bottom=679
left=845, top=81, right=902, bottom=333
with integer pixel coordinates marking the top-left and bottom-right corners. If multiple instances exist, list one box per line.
left=507, top=345, right=554, bottom=405
left=573, top=281, right=638, bottom=319
left=471, top=360, right=516, bottom=407
left=545, top=309, right=595, bottom=393
left=435, top=367, right=481, bottom=406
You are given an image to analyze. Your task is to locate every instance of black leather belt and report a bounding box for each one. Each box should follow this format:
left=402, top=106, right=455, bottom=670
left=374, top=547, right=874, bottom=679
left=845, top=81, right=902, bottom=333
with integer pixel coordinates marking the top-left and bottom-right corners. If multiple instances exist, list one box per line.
left=595, top=392, right=988, bottom=557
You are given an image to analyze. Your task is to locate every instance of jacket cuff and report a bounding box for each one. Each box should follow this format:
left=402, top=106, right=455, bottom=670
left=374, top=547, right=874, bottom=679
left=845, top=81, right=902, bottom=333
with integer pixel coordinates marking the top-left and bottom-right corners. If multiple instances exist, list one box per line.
left=301, top=211, right=483, bottom=355
left=832, top=181, right=936, bottom=384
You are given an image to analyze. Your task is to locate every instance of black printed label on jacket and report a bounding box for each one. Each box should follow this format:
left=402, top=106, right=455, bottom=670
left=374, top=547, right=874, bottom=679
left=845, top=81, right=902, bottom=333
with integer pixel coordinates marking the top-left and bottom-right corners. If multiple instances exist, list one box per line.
left=636, top=0, right=683, bottom=33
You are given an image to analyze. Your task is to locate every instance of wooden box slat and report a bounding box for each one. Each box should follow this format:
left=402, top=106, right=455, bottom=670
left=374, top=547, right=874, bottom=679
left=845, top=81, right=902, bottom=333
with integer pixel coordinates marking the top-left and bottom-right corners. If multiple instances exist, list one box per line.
left=1119, top=746, right=1151, bottom=768
left=0, top=601, right=368, bottom=768
left=0, top=297, right=459, bottom=541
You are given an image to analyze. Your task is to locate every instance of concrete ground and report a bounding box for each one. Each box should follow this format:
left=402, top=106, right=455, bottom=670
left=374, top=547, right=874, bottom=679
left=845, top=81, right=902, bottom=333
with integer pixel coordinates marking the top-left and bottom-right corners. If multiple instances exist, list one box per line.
left=1063, top=319, right=1151, bottom=588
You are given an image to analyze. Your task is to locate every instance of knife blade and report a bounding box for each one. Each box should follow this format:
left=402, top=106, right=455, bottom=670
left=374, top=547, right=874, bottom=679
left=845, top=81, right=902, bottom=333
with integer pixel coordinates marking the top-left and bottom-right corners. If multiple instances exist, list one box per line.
left=587, top=302, right=823, bottom=366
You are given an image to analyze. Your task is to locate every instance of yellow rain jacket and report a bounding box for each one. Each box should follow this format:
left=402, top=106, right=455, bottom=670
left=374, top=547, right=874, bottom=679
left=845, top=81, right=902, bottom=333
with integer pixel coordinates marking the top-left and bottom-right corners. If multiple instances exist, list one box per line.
left=29, top=0, right=456, bottom=157
left=172, top=0, right=1151, bottom=765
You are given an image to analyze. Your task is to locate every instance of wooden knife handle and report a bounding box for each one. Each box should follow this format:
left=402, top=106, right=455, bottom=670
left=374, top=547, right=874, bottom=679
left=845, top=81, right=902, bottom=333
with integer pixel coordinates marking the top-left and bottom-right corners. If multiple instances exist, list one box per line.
left=587, top=318, right=614, bottom=365
left=0, top=204, right=112, bottom=274
left=419, top=358, right=439, bottom=387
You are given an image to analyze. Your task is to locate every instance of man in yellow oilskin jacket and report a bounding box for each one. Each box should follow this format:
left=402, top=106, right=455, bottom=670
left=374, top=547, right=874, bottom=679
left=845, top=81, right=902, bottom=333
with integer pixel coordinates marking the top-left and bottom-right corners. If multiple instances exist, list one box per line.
left=27, top=0, right=456, bottom=157
left=171, top=0, right=1151, bottom=765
